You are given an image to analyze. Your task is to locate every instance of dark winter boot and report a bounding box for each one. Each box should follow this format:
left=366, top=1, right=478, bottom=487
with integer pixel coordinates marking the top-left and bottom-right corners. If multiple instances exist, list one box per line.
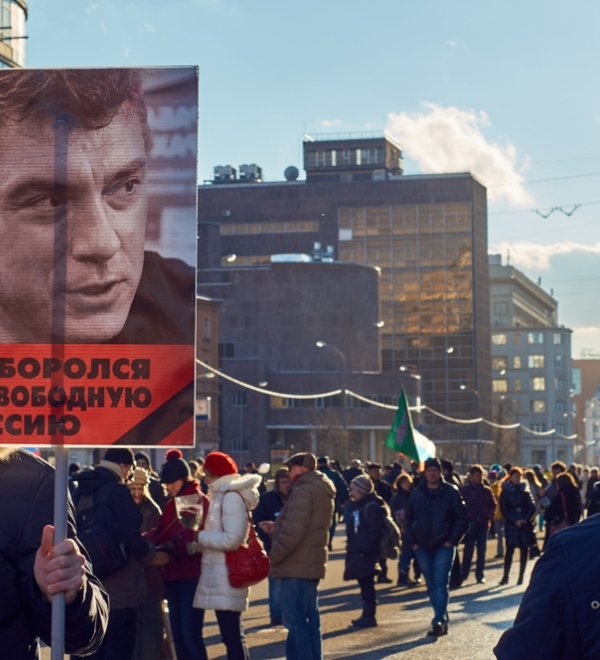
left=517, top=553, right=527, bottom=585
left=351, top=602, right=377, bottom=628
left=397, top=570, right=410, bottom=587
left=500, top=552, right=512, bottom=585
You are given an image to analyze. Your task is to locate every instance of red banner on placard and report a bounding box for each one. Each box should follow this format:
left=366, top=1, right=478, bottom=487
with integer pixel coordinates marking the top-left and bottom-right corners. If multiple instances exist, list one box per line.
left=0, top=345, right=194, bottom=446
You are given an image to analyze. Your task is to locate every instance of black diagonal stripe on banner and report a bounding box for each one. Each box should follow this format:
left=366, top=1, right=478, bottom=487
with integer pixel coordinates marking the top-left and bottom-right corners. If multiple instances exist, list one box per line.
left=113, top=379, right=194, bottom=446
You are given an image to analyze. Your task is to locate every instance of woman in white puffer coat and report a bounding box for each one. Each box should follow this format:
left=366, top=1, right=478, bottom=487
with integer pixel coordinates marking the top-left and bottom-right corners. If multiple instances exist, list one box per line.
left=191, top=451, right=261, bottom=660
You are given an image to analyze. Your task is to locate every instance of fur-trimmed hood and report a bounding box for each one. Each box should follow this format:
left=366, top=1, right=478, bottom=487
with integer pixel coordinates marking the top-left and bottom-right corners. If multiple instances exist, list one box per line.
left=208, top=472, right=262, bottom=511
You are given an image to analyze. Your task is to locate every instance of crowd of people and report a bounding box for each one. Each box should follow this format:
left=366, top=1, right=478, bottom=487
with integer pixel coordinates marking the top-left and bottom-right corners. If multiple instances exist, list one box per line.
left=14, top=448, right=599, bottom=659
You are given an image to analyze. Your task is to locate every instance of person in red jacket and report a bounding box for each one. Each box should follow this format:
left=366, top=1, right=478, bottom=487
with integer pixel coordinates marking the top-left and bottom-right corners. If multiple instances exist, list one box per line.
left=152, top=450, right=209, bottom=660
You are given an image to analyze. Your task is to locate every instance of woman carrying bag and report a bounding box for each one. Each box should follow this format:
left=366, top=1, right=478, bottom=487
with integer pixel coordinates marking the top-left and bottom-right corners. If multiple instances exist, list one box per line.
left=189, top=451, right=262, bottom=659
left=499, top=467, right=536, bottom=586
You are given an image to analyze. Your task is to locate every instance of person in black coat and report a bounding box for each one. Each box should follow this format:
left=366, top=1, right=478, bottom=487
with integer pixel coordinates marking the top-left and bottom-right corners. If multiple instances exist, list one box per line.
left=499, top=467, right=536, bottom=586
left=494, top=513, right=600, bottom=658
left=317, top=456, right=349, bottom=551
left=253, top=467, right=291, bottom=625
left=366, top=463, right=393, bottom=583
left=544, top=471, right=581, bottom=533
left=0, top=448, right=108, bottom=660
left=405, top=457, right=468, bottom=637
left=343, top=475, right=385, bottom=628
left=73, top=448, right=156, bottom=660
left=390, top=473, right=421, bottom=586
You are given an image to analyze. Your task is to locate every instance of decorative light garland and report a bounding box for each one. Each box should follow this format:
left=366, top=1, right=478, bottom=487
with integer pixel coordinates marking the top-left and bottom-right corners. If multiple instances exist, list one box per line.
left=197, top=360, right=578, bottom=440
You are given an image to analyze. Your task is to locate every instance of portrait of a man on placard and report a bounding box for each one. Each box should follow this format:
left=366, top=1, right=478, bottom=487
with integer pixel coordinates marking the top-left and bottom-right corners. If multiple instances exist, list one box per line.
left=0, top=68, right=197, bottom=446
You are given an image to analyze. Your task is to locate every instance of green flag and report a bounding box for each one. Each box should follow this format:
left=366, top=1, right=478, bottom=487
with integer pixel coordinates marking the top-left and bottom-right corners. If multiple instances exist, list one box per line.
left=385, top=388, right=419, bottom=461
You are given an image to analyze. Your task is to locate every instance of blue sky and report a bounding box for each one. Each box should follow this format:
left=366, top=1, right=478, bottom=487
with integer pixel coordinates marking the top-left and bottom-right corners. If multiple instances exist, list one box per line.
left=26, top=0, right=600, bottom=357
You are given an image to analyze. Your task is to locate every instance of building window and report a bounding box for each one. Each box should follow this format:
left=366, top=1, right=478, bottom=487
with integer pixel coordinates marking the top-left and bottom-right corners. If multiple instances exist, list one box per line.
left=202, top=317, right=211, bottom=340
left=513, top=356, right=521, bottom=368
left=218, top=342, right=235, bottom=358
left=514, top=379, right=521, bottom=392
left=531, top=377, right=546, bottom=391
left=531, top=400, right=546, bottom=413
left=492, top=356, right=508, bottom=370
left=555, top=378, right=565, bottom=391
left=231, top=435, right=248, bottom=451
left=232, top=391, right=247, bottom=407
left=555, top=401, right=565, bottom=413
left=532, top=423, right=547, bottom=432
left=492, top=333, right=507, bottom=345
left=528, top=355, right=545, bottom=368
left=555, top=355, right=564, bottom=368
left=493, top=379, right=508, bottom=392
left=553, top=333, right=563, bottom=344
left=360, top=147, right=382, bottom=165
left=315, top=150, right=328, bottom=166
left=528, top=332, right=544, bottom=344
left=512, top=333, right=521, bottom=345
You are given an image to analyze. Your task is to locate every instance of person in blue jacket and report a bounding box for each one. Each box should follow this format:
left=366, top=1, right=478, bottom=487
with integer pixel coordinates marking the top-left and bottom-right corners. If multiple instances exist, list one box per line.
left=494, top=513, right=600, bottom=659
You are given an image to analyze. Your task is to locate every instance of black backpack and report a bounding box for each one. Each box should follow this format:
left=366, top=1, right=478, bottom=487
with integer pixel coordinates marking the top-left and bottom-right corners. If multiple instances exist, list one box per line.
left=75, top=485, right=127, bottom=580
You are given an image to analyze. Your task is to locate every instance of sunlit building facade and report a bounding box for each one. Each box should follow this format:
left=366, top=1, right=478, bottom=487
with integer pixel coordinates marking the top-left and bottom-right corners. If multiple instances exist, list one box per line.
left=0, top=1, right=27, bottom=68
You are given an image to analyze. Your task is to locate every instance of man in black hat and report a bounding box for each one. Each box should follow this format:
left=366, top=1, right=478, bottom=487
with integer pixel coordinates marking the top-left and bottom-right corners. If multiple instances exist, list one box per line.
left=405, top=457, right=468, bottom=637
left=73, top=447, right=156, bottom=660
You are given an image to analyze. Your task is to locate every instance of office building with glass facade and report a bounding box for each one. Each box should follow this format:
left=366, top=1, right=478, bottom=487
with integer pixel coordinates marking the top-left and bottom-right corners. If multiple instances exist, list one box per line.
left=199, top=134, right=492, bottom=464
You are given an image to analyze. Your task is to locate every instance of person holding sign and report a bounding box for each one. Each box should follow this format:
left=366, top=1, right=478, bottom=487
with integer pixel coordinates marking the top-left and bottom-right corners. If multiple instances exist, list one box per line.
left=0, top=447, right=108, bottom=658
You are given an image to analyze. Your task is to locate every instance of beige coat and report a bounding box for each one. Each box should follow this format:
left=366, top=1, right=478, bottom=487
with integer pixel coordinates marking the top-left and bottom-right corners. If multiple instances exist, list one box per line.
left=270, top=469, right=335, bottom=580
left=192, top=472, right=261, bottom=612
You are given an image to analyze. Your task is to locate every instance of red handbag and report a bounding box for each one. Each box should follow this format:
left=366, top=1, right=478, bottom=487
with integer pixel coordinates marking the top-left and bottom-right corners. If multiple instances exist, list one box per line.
left=223, top=498, right=270, bottom=588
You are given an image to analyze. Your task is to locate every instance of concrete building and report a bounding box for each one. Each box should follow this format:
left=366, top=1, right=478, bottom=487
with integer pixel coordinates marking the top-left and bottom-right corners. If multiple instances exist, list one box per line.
left=199, top=134, right=493, bottom=464
left=197, top=295, right=220, bottom=454
left=489, top=254, right=574, bottom=465
left=198, top=257, right=413, bottom=464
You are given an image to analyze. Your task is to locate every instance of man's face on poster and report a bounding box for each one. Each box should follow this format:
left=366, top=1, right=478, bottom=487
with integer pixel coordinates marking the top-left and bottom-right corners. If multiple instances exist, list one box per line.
left=0, top=105, right=148, bottom=343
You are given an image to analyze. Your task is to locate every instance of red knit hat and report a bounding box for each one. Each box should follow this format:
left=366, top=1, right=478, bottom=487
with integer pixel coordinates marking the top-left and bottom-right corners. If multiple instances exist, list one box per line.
left=204, top=451, right=238, bottom=477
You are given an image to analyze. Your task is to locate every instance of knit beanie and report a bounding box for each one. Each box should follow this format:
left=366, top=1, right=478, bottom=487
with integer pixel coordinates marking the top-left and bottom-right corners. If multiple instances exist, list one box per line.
left=103, top=447, right=135, bottom=466
left=159, top=449, right=191, bottom=484
left=351, top=475, right=374, bottom=495
left=128, top=467, right=150, bottom=489
left=204, top=451, right=238, bottom=478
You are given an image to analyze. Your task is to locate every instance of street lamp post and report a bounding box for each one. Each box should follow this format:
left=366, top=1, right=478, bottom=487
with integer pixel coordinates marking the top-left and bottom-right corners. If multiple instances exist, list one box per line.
left=460, top=384, right=480, bottom=462
left=316, top=340, right=348, bottom=457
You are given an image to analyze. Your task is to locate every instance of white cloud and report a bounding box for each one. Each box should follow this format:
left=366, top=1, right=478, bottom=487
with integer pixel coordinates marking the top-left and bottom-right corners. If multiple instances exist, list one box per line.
left=493, top=240, right=600, bottom=270
left=140, top=22, right=155, bottom=33
left=386, top=103, right=532, bottom=206
left=85, top=3, right=99, bottom=13
left=444, top=40, right=469, bottom=54
left=320, top=118, right=342, bottom=129
left=574, top=326, right=600, bottom=335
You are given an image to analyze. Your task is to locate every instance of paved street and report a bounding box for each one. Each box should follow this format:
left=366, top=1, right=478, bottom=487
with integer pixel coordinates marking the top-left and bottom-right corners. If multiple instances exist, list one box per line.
left=42, top=532, right=531, bottom=659
left=202, top=533, right=531, bottom=659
